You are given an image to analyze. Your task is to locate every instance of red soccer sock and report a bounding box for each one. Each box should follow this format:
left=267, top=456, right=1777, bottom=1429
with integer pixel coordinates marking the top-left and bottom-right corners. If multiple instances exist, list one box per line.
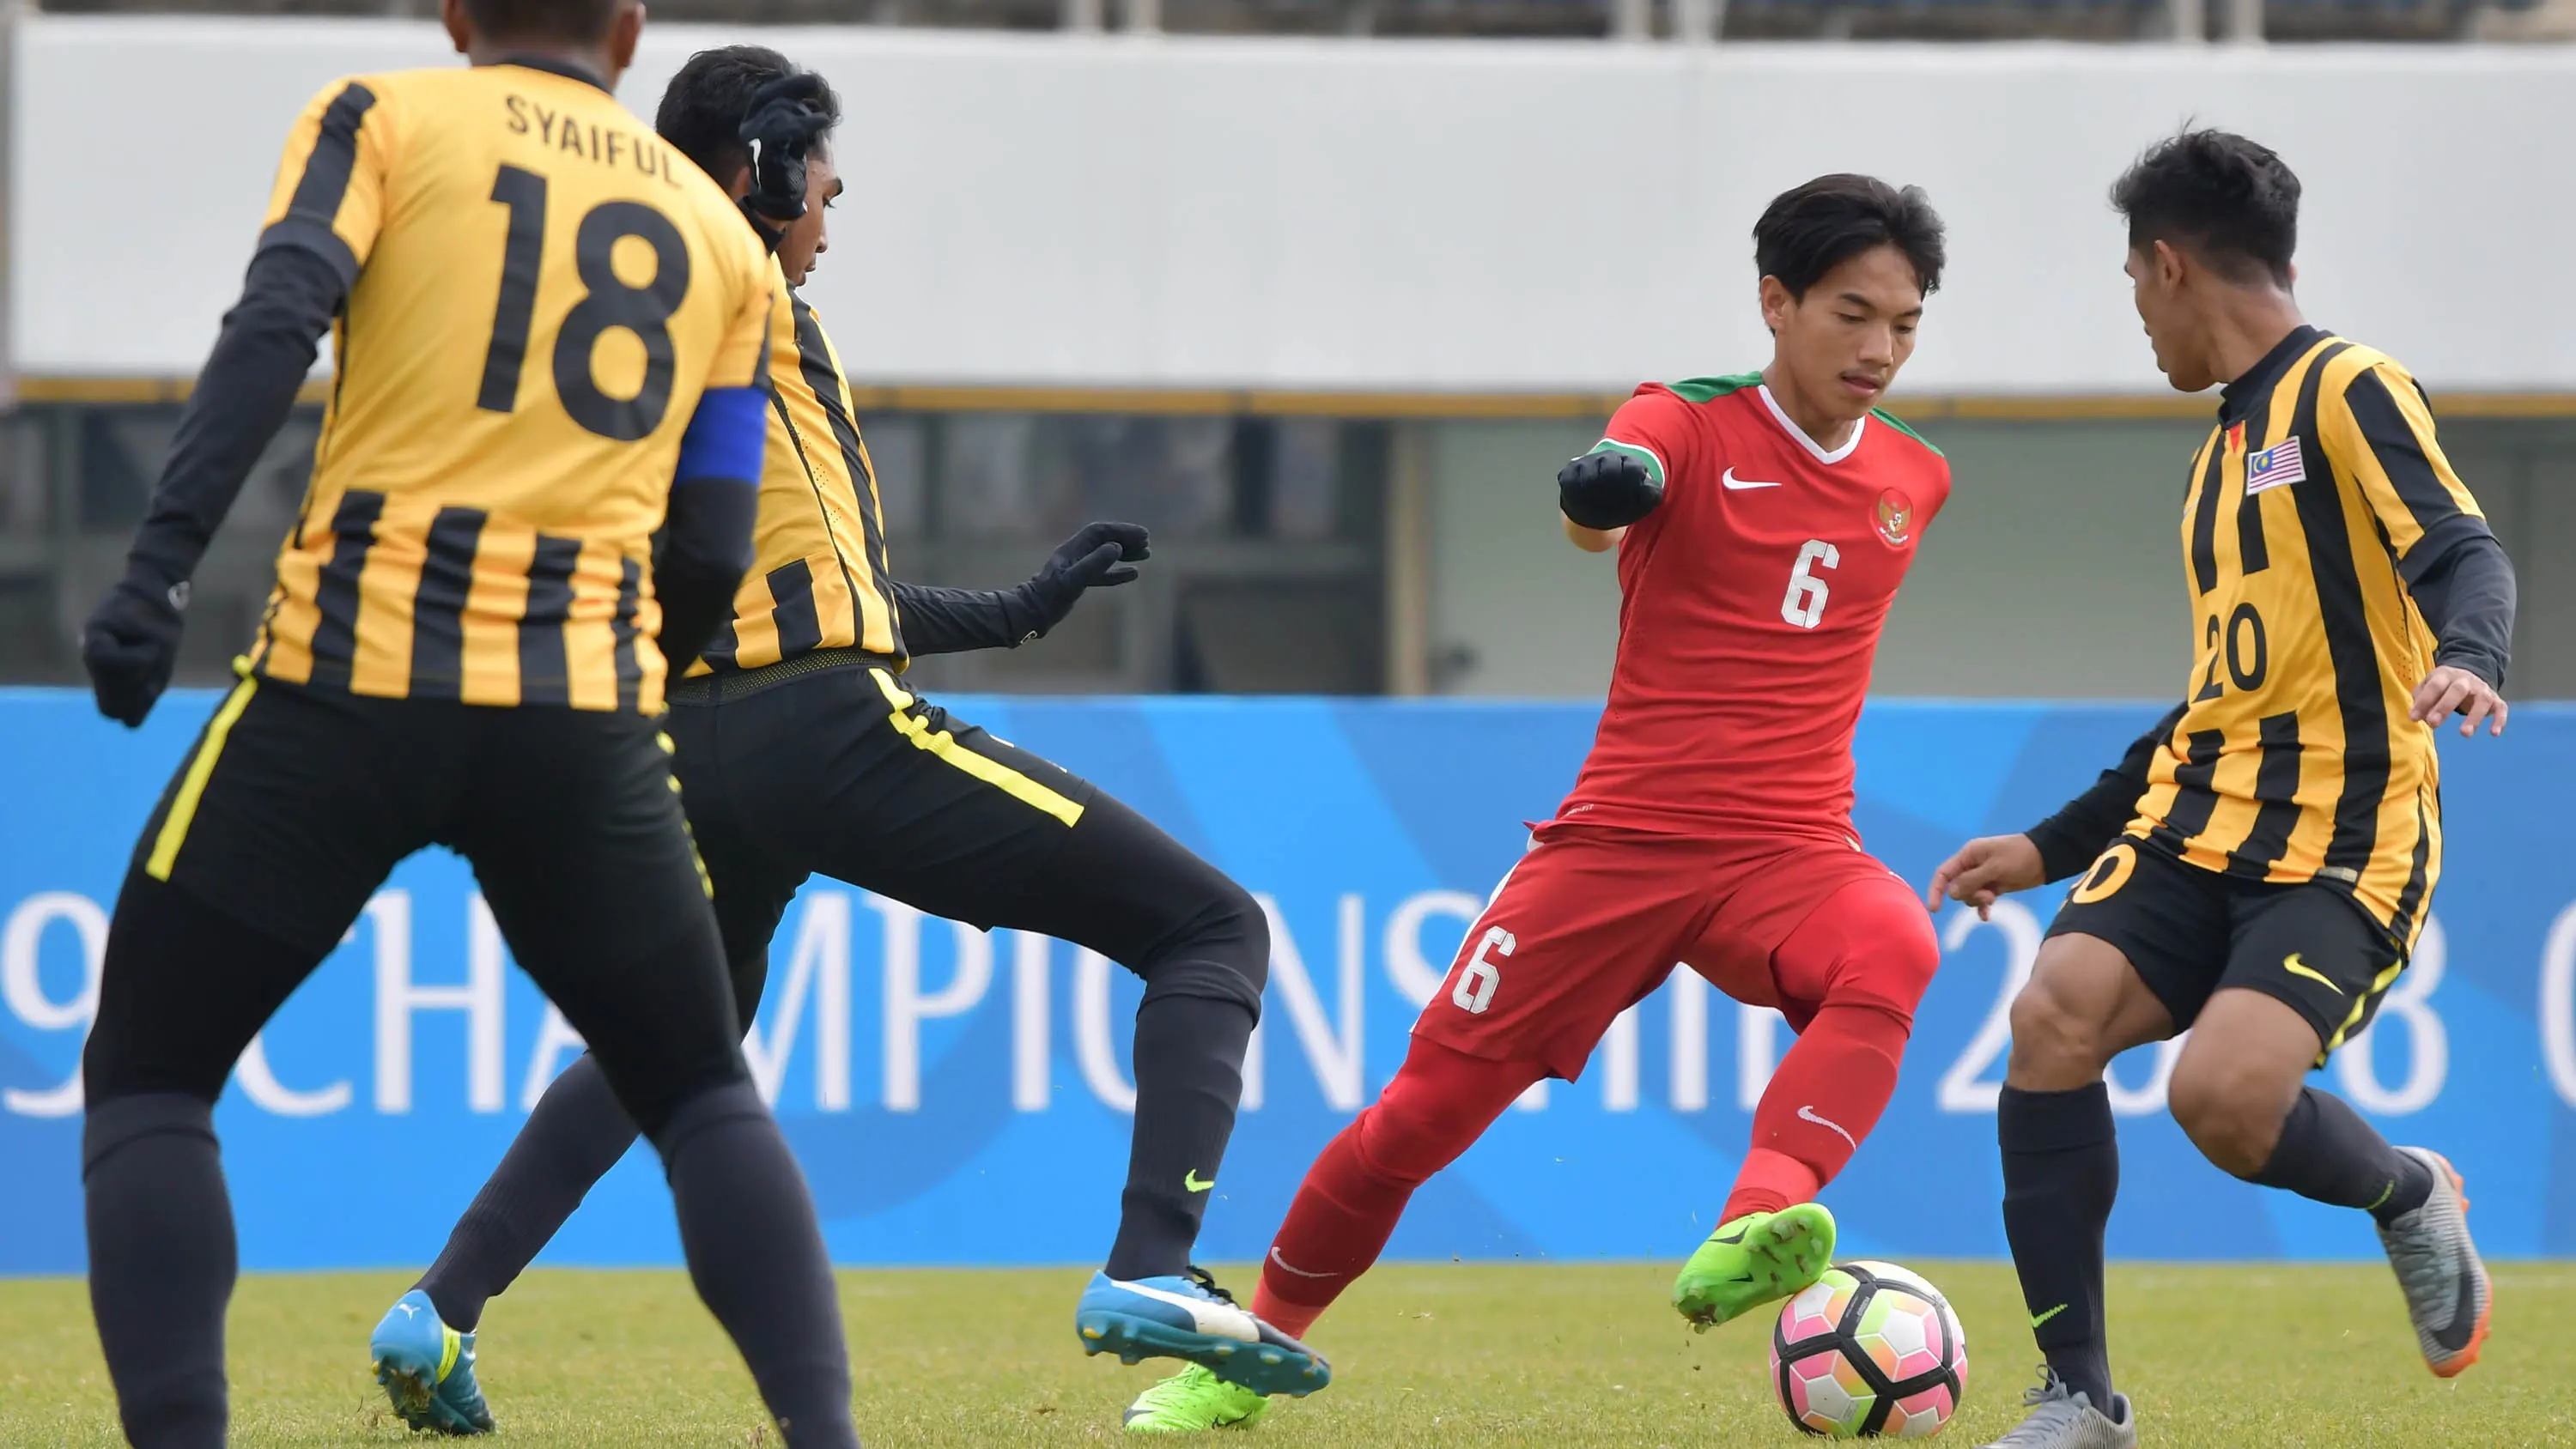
left=1727, top=1000, right=1910, bottom=1221
left=1722, top=1148, right=1825, bottom=1222
left=1725, top=878, right=1936, bottom=1222
left=1252, top=1036, right=1539, bottom=1340
left=1250, top=1126, right=1404, bottom=1339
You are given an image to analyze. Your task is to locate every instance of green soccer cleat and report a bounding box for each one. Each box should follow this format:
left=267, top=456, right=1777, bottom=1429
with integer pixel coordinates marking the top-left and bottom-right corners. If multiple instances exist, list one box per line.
left=1121, top=1364, right=1273, bottom=1434
left=1672, top=1203, right=1837, bottom=1331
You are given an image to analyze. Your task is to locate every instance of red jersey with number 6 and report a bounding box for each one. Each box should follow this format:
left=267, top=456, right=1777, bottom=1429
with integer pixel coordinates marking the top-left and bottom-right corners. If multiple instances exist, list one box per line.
left=1557, top=373, right=1950, bottom=840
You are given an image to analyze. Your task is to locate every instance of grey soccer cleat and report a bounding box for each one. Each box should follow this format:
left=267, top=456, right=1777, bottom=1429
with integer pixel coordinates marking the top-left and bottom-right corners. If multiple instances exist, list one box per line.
left=2377, top=1147, right=2491, bottom=1378
left=1978, top=1367, right=2135, bottom=1449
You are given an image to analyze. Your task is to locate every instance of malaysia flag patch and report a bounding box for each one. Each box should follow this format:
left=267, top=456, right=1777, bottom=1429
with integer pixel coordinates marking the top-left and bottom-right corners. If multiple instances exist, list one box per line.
left=2245, top=437, right=2306, bottom=494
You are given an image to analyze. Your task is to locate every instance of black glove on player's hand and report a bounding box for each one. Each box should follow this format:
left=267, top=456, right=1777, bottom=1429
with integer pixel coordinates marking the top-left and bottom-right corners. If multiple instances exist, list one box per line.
left=1012, top=521, right=1151, bottom=639
left=1557, top=450, right=1664, bottom=531
left=82, top=570, right=189, bottom=728
left=738, top=73, right=837, bottom=232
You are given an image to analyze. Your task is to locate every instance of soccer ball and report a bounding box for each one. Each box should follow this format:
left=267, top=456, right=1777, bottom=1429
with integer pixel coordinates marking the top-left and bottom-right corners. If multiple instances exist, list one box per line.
left=1770, top=1260, right=1968, bottom=1439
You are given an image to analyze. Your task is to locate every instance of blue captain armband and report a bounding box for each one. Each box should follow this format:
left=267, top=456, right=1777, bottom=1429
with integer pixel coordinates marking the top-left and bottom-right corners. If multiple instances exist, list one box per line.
left=659, top=390, right=768, bottom=670
left=674, top=385, right=769, bottom=488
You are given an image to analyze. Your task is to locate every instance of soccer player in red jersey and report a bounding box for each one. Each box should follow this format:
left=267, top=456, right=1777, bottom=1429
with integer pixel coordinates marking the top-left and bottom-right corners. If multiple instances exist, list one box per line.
left=1121, top=173, right=1953, bottom=1431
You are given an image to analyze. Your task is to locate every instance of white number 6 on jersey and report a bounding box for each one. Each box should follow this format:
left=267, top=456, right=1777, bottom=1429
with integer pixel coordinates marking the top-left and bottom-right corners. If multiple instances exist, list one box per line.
left=1454, top=925, right=1513, bottom=1015
left=1781, top=539, right=1839, bottom=629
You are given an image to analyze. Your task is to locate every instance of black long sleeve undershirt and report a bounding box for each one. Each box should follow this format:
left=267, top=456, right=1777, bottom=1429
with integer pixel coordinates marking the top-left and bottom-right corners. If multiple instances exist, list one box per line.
left=2406, top=532, right=2515, bottom=693
left=124, top=246, right=345, bottom=593
left=2021, top=529, right=2517, bottom=883
left=656, top=481, right=761, bottom=676
left=890, top=579, right=1047, bottom=656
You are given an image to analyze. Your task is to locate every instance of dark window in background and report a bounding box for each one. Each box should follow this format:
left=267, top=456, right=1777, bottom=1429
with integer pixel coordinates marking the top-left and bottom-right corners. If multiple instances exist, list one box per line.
left=866, top=412, right=1389, bottom=695
left=0, top=401, right=1393, bottom=694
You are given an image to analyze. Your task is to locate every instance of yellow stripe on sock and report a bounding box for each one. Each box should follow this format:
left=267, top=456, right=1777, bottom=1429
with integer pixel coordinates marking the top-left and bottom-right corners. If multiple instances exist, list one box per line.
left=144, top=676, right=259, bottom=881
left=870, top=670, right=1083, bottom=827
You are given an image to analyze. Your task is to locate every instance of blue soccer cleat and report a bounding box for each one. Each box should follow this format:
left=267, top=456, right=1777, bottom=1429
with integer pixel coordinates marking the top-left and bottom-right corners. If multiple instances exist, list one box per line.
left=1076, top=1266, right=1331, bottom=1398
left=370, top=1289, right=494, bottom=1435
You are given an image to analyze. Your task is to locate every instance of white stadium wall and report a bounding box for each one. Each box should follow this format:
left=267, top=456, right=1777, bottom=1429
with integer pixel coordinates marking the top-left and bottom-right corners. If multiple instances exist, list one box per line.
left=10, top=17, right=2576, bottom=397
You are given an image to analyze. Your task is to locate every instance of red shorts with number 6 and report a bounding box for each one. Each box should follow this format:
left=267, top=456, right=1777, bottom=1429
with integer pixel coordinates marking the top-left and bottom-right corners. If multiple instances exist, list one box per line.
left=1414, top=819, right=1916, bottom=1082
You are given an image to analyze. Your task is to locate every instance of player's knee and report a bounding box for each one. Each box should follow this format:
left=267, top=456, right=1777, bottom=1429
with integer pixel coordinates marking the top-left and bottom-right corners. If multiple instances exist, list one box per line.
left=81, top=1091, right=218, bottom=1179
left=1212, top=876, right=1270, bottom=999
left=646, top=1076, right=771, bottom=1163
left=2166, top=1055, right=2282, bottom=1179
left=1352, top=1058, right=1471, bottom=1185
left=592, top=1025, right=754, bottom=1143
left=1823, top=913, right=1941, bottom=1023
left=1347, top=1104, right=1439, bottom=1190
left=611, top=1057, right=752, bottom=1143
left=1350, top=1086, right=1467, bottom=1190
left=2004, top=976, right=2115, bottom=1086
left=1350, top=1041, right=1536, bottom=1187
left=1139, top=876, right=1268, bottom=1016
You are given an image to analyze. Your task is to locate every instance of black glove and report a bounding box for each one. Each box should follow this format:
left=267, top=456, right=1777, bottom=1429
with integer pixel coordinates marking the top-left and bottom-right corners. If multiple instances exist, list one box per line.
left=737, top=73, right=837, bottom=236
left=82, top=569, right=190, bottom=728
left=1557, top=450, right=1664, bottom=531
left=1011, top=521, right=1151, bottom=640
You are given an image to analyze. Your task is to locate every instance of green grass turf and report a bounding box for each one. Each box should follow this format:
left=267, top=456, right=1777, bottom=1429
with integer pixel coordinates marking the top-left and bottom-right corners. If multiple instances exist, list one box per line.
left=2, top=1262, right=2570, bottom=1446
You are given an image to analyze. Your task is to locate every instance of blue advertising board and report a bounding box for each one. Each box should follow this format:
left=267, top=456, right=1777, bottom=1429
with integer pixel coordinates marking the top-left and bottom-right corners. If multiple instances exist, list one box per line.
left=3, top=688, right=2571, bottom=1276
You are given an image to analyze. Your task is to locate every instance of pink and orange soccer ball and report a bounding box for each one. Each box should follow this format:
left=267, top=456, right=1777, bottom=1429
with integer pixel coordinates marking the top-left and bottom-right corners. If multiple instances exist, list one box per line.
left=1770, top=1261, right=1968, bottom=1439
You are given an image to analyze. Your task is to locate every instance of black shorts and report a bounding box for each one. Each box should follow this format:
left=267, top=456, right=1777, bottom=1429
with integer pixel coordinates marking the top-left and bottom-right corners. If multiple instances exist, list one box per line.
left=89, top=675, right=744, bottom=1131
left=668, top=653, right=1260, bottom=1022
left=2045, top=837, right=2406, bottom=1063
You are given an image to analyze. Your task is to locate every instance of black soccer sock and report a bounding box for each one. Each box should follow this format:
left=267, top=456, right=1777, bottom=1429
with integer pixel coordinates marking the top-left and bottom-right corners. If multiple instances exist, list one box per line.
left=654, top=1080, right=858, bottom=1449
left=84, top=1093, right=235, bottom=1449
left=1105, top=988, right=1257, bottom=1282
left=1999, top=1082, right=2119, bottom=1412
left=417, top=1052, right=641, bottom=1331
left=2250, top=1086, right=2433, bottom=1226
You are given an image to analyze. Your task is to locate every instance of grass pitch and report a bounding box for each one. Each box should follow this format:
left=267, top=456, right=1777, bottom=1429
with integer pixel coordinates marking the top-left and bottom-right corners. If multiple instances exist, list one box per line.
left=2, top=1262, right=2569, bottom=1446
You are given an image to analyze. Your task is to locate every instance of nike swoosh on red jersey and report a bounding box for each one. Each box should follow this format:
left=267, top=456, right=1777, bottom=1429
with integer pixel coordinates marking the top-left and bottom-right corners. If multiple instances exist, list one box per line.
left=1720, top=468, right=1782, bottom=490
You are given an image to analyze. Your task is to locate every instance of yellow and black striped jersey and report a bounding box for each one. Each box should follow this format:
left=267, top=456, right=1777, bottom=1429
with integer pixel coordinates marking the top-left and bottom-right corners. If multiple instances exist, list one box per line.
left=691, top=278, right=906, bottom=675
left=245, top=61, right=775, bottom=713
left=2128, top=326, right=2485, bottom=949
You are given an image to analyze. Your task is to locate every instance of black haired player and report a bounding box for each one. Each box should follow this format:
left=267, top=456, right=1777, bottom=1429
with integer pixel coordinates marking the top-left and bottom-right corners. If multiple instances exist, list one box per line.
left=368, top=44, right=1322, bottom=1436
left=1933, top=129, right=2512, bottom=1449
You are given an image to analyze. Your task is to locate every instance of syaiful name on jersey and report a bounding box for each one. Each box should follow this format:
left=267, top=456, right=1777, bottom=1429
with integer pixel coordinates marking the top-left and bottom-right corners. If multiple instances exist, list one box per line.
left=502, top=95, right=683, bottom=187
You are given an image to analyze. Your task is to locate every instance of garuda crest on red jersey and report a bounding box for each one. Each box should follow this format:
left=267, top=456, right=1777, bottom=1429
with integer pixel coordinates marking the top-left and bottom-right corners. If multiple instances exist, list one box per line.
left=1874, top=489, right=1915, bottom=548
